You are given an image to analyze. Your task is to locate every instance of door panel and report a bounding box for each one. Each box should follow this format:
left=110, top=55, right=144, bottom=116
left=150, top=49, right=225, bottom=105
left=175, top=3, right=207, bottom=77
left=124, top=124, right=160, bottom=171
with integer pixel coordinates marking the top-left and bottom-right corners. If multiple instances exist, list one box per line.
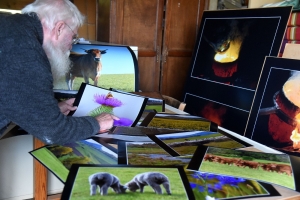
left=161, top=0, right=205, bottom=100
left=110, top=0, right=164, bottom=92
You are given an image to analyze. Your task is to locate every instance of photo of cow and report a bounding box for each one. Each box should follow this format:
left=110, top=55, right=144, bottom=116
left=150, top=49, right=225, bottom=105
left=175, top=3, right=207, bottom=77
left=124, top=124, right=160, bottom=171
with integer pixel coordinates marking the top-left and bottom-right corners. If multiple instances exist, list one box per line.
left=53, top=43, right=138, bottom=92
left=188, top=146, right=295, bottom=190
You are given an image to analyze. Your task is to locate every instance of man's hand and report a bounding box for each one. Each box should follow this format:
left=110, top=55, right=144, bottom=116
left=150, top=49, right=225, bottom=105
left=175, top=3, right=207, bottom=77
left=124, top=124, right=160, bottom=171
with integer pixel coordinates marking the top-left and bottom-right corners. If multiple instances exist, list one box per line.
left=58, top=98, right=77, bottom=115
left=95, top=113, right=119, bottom=133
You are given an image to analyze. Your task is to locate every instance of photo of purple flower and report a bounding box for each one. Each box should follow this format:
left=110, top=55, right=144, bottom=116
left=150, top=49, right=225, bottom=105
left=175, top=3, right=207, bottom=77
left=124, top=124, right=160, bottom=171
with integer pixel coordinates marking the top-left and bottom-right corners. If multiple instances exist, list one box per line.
left=88, top=92, right=133, bottom=126
left=186, top=170, right=269, bottom=199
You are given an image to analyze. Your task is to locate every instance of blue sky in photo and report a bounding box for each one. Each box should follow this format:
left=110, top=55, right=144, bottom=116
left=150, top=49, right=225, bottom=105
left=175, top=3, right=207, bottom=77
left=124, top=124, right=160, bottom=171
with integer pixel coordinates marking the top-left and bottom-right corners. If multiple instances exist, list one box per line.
left=71, top=44, right=136, bottom=74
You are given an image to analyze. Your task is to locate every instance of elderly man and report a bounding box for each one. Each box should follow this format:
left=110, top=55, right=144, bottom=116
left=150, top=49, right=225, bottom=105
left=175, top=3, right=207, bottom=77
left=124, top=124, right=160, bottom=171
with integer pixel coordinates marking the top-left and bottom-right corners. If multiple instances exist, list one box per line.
left=0, top=0, right=118, bottom=144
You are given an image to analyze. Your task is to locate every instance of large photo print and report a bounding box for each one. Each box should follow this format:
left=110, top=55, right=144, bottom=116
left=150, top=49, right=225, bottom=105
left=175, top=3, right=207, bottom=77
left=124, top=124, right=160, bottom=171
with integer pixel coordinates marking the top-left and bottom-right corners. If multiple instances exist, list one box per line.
left=183, top=7, right=292, bottom=135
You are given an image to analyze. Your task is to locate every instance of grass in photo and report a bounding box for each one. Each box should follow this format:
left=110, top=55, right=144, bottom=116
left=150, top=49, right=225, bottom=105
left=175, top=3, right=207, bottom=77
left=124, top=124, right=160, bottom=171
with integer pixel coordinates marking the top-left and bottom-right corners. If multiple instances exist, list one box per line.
left=69, top=166, right=188, bottom=199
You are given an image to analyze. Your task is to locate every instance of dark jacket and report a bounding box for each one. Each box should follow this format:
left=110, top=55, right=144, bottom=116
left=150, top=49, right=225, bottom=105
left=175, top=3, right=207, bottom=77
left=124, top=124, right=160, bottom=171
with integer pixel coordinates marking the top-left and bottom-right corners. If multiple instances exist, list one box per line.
left=0, top=13, right=99, bottom=144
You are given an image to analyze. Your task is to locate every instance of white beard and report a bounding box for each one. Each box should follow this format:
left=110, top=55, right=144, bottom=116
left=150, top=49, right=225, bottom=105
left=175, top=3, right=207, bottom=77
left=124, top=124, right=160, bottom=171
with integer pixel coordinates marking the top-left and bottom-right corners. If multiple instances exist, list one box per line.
left=43, top=40, right=71, bottom=89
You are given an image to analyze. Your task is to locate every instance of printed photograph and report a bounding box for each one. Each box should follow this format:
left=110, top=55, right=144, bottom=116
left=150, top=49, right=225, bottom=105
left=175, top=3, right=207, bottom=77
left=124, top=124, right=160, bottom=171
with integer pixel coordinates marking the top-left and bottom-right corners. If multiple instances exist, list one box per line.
left=53, top=44, right=138, bottom=92
left=123, top=141, right=190, bottom=166
left=61, top=165, right=192, bottom=199
left=186, top=170, right=272, bottom=200
left=197, top=147, right=295, bottom=190
left=145, top=113, right=214, bottom=132
left=190, top=12, right=289, bottom=90
left=30, top=139, right=117, bottom=182
left=71, top=84, right=147, bottom=127
left=245, top=57, right=300, bottom=157
left=183, top=7, right=291, bottom=136
left=151, top=131, right=246, bottom=157
left=184, top=93, right=249, bottom=135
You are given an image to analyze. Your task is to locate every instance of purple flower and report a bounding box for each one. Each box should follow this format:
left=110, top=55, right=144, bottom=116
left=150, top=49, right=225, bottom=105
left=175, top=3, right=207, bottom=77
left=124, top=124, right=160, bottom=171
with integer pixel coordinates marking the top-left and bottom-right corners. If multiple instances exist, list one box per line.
left=190, top=183, right=197, bottom=189
left=94, top=94, right=123, bottom=107
left=198, top=185, right=205, bottom=192
left=113, top=118, right=133, bottom=126
left=213, top=182, right=223, bottom=190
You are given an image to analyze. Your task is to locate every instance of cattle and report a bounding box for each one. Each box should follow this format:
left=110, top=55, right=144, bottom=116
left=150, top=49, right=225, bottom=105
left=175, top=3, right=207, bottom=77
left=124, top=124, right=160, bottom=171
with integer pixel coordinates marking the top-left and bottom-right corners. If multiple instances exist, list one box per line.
left=259, top=163, right=276, bottom=172
left=273, top=164, right=292, bottom=176
left=66, top=49, right=107, bottom=90
left=235, top=160, right=259, bottom=169
left=204, top=154, right=216, bottom=162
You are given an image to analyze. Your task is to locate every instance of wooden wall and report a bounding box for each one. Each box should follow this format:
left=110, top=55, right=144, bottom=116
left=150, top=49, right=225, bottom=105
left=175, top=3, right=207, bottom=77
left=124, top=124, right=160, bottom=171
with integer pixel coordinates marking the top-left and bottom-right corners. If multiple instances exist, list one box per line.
left=0, top=0, right=97, bottom=40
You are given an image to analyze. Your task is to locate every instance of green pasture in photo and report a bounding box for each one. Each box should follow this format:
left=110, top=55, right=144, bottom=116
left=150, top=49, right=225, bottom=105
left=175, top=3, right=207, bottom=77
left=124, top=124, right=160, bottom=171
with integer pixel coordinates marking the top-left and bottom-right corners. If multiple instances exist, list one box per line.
left=159, top=133, right=244, bottom=155
left=200, top=160, right=295, bottom=190
left=31, top=148, right=69, bottom=182
left=127, top=143, right=168, bottom=154
left=127, top=153, right=187, bottom=166
left=69, top=167, right=188, bottom=200
left=69, top=74, right=135, bottom=92
left=148, top=118, right=211, bottom=131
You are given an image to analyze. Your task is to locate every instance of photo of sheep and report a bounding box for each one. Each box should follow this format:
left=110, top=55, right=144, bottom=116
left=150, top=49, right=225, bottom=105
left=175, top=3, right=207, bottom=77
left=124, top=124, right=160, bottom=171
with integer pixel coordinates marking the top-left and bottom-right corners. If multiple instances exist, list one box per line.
left=193, top=146, right=295, bottom=190
left=61, top=165, right=192, bottom=199
left=185, top=169, right=273, bottom=199
left=30, top=139, right=117, bottom=182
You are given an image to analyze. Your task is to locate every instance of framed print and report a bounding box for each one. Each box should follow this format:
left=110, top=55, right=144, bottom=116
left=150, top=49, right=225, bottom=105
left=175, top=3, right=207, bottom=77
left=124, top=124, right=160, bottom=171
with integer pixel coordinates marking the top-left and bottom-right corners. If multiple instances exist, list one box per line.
left=188, top=146, right=300, bottom=192
left=245, top=56, right=300, bottom=157
left=53, top=43, right=139, bottom=99
left=61, top=164, right=195, bottom=199
left=183, top=6, right=292, bottom=135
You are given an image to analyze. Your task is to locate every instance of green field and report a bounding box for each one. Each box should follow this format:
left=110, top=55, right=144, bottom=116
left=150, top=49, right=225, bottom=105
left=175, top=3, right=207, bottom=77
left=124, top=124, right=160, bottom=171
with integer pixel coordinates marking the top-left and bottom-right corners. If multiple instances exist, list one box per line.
left=127, top=143, right=188, bottom=166
left=148, top=118, right=211, bottom=131
left=160, top=133, right=244, bottom=155
left=200, top=160, right=295, bottom=189
left=70, top=167, right=188, bottom=199
left=57, top=74, right=136, bottom=92
left=31, top=148, right=69, bottom=181
left=31, top=142, right=117, bottom=182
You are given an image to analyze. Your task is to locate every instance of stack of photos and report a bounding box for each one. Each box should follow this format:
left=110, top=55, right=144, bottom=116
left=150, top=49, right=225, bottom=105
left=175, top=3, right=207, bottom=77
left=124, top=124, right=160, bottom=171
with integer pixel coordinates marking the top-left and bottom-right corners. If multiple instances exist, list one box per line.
left=69, top=83, right=148, bottom=127
left=61, top=164, right=194, bottom=200
left=30, top=139, right=118, bottom=183
left=117, top=129, right=250, bottom=166
left=183, top=7, right=292, bottom=135
left=245, top=57, right=300, bottom=157
left=187, top=146, right=300, bottom=193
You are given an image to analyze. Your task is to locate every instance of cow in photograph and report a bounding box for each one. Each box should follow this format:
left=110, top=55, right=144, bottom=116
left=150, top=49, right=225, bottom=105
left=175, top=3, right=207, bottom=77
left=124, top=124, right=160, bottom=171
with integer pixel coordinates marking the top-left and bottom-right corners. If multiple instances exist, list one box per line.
left=66, top=49, right=107, bottom=90
left=273, top=164, right=292, bottom=176
left=235, top=160, right=259, bottom=169
left=88, top=172, right=127, bottom=196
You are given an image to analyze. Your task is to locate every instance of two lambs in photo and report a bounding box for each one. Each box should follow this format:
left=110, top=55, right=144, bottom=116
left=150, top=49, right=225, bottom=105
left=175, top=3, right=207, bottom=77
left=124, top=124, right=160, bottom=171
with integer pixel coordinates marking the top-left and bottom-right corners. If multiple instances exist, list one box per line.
left=89, top=171, right=171, bottom=196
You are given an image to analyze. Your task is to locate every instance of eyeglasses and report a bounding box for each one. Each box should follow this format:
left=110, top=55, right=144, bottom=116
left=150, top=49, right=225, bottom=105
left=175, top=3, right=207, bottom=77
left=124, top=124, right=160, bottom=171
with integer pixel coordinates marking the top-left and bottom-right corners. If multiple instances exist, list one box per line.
left=65, top=22, right=79, bottom=44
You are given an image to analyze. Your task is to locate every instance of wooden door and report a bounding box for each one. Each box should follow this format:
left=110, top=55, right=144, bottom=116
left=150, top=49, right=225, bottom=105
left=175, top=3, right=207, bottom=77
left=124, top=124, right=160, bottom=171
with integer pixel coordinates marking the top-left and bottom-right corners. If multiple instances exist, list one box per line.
left=161, top=0, right=205, bottom=100
left=101, top=0, right=165, bottom=93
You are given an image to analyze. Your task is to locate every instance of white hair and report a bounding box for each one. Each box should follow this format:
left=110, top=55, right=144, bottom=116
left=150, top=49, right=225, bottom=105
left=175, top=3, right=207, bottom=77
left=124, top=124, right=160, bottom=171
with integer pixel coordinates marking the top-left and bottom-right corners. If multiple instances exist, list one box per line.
left=21, top=0, right=85, bottom=30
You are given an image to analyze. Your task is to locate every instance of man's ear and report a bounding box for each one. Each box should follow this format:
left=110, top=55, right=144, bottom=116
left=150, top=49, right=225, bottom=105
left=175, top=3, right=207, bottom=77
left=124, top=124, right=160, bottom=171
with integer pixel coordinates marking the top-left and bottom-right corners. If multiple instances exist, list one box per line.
left=54, top=21, right=65, bottom=40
